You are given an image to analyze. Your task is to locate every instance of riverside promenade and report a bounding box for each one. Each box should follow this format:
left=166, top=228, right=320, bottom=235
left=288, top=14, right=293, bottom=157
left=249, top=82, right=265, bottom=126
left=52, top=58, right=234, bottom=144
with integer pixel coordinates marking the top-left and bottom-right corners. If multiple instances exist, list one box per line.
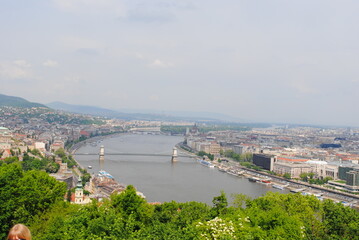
left=177, top=143, right=359, bottom=207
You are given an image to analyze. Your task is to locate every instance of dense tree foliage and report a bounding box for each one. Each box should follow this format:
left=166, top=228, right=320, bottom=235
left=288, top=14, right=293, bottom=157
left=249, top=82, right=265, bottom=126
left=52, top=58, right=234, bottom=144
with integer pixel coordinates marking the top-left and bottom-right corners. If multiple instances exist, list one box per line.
left=2, top=151, right=60, bottom=173
left=79, top=167, right=92, bottom=186
left=300, top=172, right=333, bottom=185
left=0, top=163, right=66, bottom=239
left=197, top=151, right=214, bottom=161
left=161, top=124, right=253, bottom=135
left=240, top=161, right=263, bottom=171
left=1, top=162, right=358, bottom=239
left=283, top=173, right=292, bottom=179
left=21, top=153, right=59, bottom=173
left=223, top=150, right=253, bottom=162
left=161, top=126, right=190, bottom=135
left=30, top=189, right=359, bottom=240
left=55, top=148, right=77, bottom=168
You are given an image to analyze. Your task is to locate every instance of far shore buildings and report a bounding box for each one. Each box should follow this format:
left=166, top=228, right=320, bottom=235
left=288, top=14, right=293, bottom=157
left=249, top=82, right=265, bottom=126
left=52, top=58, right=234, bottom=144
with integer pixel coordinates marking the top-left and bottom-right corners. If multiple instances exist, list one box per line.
left=273, top=162, right=312, bottom=179
left=233, top=144, right=259, bottom=155
left=186, top=138, right=221, bottom=156
left=252, top=153, right=276, bottom=171
left=252, top=153, right=340, bottom=179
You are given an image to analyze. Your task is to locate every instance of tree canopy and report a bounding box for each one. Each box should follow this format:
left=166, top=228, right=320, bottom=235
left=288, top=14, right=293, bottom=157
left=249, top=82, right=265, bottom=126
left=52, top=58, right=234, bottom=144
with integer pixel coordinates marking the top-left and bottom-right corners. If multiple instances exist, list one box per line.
left=0, top=163, right=66, bottom=239
left=0, top=162, right=358, bottom=240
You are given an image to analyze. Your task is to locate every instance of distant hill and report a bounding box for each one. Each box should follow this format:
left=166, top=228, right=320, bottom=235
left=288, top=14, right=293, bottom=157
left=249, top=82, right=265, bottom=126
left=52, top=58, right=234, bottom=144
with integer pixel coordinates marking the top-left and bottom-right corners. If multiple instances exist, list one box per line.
left=47, top=102, right=183, bottom=121
left=0, top=93, right=48, bottom=108
left=46, top=101, right=233, bottom=122
left=117, top=109, right=245, bottom=122
left=47, top=102, right=118, bottom=117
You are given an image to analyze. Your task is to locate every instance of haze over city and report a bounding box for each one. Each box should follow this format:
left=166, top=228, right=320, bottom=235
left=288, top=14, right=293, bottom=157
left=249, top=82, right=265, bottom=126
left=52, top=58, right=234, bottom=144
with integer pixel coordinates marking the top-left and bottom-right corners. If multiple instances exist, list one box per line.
left=1, top=0, right=358, bottom=126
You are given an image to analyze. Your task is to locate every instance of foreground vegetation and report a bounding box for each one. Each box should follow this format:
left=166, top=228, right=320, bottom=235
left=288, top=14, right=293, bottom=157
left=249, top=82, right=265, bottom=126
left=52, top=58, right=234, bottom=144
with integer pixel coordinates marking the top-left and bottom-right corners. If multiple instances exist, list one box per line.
left=0, top=161, right=358, bottom=240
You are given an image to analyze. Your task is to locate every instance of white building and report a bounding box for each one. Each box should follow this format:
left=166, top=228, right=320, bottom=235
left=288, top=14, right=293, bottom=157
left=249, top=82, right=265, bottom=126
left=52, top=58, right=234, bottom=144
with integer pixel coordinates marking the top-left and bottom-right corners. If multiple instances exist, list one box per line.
left=34, top=142, right=46, bottom=151
left=273, top=162, right=312, bottom=178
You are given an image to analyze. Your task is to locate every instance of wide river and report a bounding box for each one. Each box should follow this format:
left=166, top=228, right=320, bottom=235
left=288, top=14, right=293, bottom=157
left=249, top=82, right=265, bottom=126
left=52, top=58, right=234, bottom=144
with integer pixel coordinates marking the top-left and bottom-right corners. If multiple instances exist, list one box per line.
left=75, top=134, right=287, bottom=204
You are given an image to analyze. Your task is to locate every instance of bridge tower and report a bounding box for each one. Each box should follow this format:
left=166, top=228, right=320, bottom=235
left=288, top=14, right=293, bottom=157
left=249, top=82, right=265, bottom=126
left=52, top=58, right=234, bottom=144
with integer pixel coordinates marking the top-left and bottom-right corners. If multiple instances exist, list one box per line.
left=99, top=145, right=105, bottom=161
left=171, top=147, right=178, bottom=162
left=99, top=145, right=105, bottom=170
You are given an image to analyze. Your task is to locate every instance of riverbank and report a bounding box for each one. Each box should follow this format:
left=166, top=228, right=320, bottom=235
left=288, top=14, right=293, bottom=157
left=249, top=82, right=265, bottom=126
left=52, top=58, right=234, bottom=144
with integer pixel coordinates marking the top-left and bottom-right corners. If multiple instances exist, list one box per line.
left=208, top=158, right=359, bottom=208
left=176, top=143, right=359, bottom=207
left=218, top=160, right=359, bottom=208
left=66, top=133, right=125, bottom=187
left=175, top=142, right=197, bottom=158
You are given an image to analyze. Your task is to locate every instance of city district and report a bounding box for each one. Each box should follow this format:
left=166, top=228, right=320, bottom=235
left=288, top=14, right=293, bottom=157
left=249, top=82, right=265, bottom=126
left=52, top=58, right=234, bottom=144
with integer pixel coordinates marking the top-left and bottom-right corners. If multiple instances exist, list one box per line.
left=1, top=106, right=359, bottom=208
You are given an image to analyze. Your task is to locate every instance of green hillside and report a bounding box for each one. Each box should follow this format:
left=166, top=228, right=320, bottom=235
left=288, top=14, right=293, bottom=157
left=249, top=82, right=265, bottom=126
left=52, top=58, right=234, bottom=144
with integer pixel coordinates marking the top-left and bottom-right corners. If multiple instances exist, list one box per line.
left=0, top=93, right=47, bottom=108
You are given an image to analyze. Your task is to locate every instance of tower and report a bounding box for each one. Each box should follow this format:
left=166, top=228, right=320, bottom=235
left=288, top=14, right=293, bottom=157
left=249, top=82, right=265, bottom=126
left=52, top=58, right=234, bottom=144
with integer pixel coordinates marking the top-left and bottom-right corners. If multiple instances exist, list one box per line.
left=75, top=177, right=83, bottom=204
left=99, top=145, right=105, bottom=161
left=171, top=147, right=178, bottom=162
left=99, top=145, right=105, bottom=170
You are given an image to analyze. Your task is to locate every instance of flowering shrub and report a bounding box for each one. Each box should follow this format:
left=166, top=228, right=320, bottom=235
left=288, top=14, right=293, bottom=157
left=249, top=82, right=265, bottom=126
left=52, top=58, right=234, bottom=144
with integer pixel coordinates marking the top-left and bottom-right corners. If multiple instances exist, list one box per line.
left=196, top=217, right=236, bottom=240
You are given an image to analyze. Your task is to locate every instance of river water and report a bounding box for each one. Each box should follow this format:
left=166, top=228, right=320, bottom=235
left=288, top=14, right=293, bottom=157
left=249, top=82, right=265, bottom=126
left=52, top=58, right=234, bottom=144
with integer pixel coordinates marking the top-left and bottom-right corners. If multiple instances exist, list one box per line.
left=75, top=134, right=287, bottom=204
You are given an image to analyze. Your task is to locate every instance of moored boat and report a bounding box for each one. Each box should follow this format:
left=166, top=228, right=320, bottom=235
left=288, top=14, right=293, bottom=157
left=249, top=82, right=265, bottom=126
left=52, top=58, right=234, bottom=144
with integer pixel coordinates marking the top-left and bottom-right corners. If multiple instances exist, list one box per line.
left=272, top=184, right=285, bottom=190
left=290, top=188, right=305, bottom=193
left=98, top=170, right=114, bottom=179
left=260, top=179, right=271, bottom=184
left=197, top=159, right=215, bottom=168
left=248, top=177, right=259, bottom=182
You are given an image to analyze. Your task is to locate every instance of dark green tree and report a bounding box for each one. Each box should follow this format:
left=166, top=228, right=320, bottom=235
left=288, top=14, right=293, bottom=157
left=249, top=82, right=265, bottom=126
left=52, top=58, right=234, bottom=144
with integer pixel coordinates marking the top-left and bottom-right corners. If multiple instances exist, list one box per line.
left=322, top=199, right=359, bottom=239
left=111, top=185, right=154, bottom=223
left=211, top=191, right=228, bottom=216
left=283, top=173, right=291, bottom=179
left=0, top=163, right=66, bottom=239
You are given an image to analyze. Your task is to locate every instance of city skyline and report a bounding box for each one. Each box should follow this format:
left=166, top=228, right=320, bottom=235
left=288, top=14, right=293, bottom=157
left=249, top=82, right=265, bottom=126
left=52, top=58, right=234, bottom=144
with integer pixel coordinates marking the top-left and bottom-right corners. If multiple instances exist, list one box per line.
left=1, top=0, right=359, bottom=126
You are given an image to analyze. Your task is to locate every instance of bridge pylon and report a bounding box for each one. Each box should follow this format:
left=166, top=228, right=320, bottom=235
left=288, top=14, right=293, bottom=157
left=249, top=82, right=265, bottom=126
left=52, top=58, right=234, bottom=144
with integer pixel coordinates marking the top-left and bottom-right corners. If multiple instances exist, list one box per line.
left=171, top=147, right=178, bottom=162
left=99, top=145, right=105, bottom=161
left=99, top=145, right=105, bottom=169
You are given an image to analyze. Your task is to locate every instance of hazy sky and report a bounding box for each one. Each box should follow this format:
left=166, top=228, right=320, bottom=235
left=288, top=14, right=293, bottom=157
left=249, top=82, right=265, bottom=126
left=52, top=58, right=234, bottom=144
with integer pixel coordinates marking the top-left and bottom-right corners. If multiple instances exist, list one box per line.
left=1, top=0, right=359, bottom=126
